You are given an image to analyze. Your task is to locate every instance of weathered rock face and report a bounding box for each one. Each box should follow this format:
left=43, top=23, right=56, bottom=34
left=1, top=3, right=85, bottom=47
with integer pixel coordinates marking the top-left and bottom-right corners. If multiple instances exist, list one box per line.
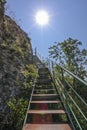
left=0, top=0, right=5, bottom=38
left=0, top=15, right=33, bottom=111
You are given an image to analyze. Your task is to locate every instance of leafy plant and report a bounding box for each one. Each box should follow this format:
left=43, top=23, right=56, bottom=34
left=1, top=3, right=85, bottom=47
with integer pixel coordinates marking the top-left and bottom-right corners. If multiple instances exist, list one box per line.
left=49, top=38, right=87, bottom=79
left=7, top=98, right=28, bottom=130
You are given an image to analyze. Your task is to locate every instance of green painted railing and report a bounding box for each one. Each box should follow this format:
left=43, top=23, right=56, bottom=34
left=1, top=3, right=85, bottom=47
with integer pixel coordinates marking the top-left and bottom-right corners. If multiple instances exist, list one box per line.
left=22, top=82, right=35, bottom=130
left=53, top=64, right=87, bottom=130
left=22, top=53, right=87, bottom=130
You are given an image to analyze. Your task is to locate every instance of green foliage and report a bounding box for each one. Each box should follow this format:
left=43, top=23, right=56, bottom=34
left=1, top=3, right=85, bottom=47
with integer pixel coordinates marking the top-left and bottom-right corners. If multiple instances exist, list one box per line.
left=68, top=91, right=87, bottom=129
left=7, top=98, right=28, bottom=130
left=49, top=38, right=87, bottom=129
left=49, top=42, right=63, bottom=62
left=21, top=64, right=38, bottom=79
left=21, top=64, right=38, bottom=88
left=1, top=0, right=6, bottom=3
left=49, top=38, right=87, bottom=79
left=6, top=65, right=38, bottom=129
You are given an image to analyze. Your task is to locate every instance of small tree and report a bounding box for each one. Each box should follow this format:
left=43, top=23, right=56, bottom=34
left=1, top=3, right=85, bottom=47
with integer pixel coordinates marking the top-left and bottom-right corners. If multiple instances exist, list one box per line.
left=49, top=38, right=87, bottom=80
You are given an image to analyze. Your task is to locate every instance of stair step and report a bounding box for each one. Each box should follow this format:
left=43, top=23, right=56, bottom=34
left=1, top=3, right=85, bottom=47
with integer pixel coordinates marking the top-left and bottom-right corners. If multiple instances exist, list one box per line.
left=27, top=110, right=65, bottom=114
left=35, top=86, right=53, bottom=89
left=30, top=100, right=60, bottom=103
left=34, top=89, right=56, bottom=91
left=33, top=94, right=58, bottom=96
left=23, top=67, right=73, bottom=130
left=24, top=124, right=72, bottom=130
left=32, top=97, right=59, bottom=101
left=32, top=94, right=59, bottom=100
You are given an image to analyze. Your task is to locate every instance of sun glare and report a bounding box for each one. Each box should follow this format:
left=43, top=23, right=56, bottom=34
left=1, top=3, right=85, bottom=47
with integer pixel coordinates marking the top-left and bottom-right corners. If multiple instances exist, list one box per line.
left=35, top=10, right=49, bottom=26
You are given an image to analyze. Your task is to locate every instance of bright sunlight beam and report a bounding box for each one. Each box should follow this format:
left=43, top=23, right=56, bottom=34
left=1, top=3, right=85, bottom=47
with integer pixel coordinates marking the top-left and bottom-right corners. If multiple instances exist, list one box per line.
left=35, top=10, right=49, bottom=26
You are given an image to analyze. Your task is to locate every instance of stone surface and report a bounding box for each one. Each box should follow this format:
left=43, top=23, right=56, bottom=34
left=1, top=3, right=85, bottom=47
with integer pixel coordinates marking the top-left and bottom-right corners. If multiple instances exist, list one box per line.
left=0, top=14, right=33, bottom=112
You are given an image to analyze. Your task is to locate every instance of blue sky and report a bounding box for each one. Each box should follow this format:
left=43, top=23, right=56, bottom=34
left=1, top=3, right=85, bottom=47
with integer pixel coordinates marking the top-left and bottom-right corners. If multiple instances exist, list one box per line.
left=6, top=0, right=87, bottom=58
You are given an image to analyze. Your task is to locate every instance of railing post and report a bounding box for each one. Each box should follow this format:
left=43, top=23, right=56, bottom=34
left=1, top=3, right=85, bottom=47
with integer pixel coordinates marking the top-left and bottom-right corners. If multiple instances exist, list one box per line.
left=61, top=68, right=68, bottom=108
left=51, top=61, right=55, bottom=79
left=61, top=68, right=64, bottom=82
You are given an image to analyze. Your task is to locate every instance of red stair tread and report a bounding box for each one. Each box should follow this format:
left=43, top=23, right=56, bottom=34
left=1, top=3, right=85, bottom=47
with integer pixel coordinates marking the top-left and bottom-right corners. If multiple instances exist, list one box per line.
left=30, top=100, right=60, bottom=103
left=27, top=110, right=65, bottom=114
left=24, top=124, right=72, bottom=130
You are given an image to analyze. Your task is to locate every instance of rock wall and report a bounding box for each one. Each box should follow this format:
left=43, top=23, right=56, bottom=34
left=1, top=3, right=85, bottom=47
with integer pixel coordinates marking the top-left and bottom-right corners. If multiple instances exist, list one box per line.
left=0, top=0, right=5, bottom=38
left=0, top=14, right=33, bottom=111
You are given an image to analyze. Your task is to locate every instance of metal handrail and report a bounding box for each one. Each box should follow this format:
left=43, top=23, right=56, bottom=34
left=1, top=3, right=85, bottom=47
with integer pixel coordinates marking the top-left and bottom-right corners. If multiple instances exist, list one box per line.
left=68, top=94, right=87, bottom=121
left=57, top=64, right=87, bottom=86
left=68, top=104, right=83, bottom=130
left=54, top=64, right=87, bottom=130
left=54, top=78, right=75, bottom=130
left=22, top=82, right=35, bottom=130
left=65, top=80, right=87, bottom=106
left=31, top=55, right=87, bottom=129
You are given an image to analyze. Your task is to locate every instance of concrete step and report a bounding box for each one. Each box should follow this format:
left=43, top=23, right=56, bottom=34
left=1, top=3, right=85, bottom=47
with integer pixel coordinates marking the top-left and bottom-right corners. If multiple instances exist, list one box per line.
left=32, top=94, right=59, bottom=100
left=27, top=110, right=66, bottom=114
left=32, top=94, right=58, bottom=96
left=24, top=124, right=72, bottom=130
left=30, top=100, right=60, bottom=103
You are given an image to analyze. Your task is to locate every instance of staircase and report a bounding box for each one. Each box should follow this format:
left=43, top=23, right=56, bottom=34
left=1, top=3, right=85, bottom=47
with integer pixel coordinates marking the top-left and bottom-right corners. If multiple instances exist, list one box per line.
left=23, top=67, right=72, bottom=130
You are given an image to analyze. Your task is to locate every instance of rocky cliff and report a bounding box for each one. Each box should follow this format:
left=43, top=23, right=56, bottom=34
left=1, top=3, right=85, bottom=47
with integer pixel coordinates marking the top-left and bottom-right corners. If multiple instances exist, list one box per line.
left=0, top=14, right=33, bottom=112
left=0, top=0, right=5, bottom=37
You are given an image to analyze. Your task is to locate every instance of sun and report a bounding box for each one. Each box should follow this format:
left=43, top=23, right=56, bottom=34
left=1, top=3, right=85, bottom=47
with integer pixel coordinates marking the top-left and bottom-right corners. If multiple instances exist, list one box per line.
left=35, top=10, right=49, bottom=26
